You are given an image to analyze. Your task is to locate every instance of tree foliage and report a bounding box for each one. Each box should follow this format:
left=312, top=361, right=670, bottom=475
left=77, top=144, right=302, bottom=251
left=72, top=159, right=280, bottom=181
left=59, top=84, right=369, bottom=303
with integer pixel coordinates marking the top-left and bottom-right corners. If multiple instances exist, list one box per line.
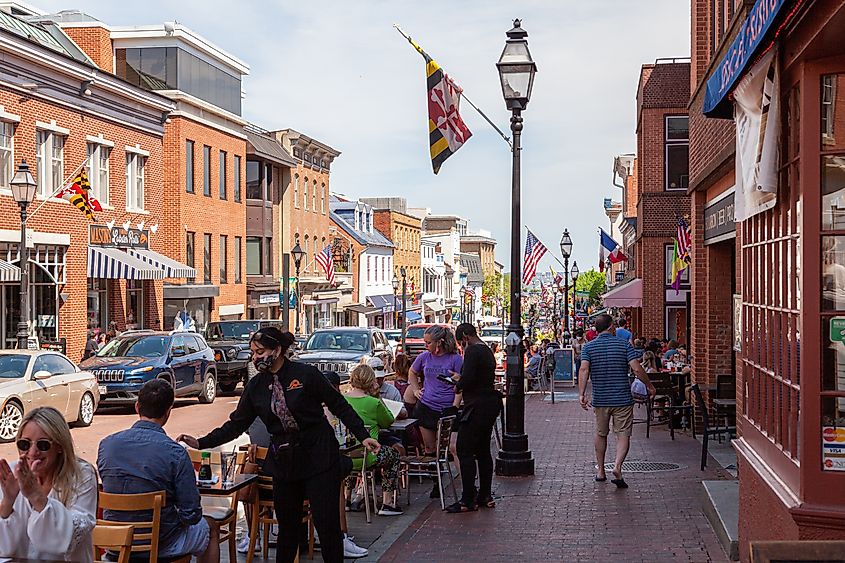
left=573, top=269, right=606, bottom=306
left=482, top=272, right=509, bottom=312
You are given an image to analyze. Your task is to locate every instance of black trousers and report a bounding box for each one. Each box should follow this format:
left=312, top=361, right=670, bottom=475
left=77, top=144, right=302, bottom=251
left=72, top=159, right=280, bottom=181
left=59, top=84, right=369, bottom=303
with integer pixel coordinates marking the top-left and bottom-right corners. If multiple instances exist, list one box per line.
left=455, top=396, right=502, bottom=505
left=273, top=464, right=343, bottom=563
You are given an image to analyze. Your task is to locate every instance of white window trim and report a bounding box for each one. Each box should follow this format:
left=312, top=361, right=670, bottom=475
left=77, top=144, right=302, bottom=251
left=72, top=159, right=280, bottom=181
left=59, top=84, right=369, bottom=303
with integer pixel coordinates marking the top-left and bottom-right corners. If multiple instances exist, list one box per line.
left=0, top=106, right=21, bottom=124
left=86, top=134, right=115, bottom=148
left=86, top=142, right=112, bottom=209
left=125, top=144, right=151, bottom=157
left=36, top=120, right=69, bottom=136
left=0, top=120, right=14, bottom=191
left=125, top=152, right=146, bottom=212
left=35, top=129, right=66, bottom=200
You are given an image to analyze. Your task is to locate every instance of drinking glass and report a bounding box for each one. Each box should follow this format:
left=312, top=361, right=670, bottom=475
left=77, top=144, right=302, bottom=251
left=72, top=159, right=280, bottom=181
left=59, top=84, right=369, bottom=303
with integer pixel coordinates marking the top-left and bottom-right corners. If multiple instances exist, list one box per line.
left=220, top=452, right=236, bottom=485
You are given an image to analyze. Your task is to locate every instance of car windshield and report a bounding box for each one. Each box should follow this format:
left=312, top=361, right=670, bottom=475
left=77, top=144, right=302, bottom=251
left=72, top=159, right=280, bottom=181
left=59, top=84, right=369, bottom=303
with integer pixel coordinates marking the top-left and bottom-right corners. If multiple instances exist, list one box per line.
left=482, top=328, right=505, bottom=337
left=0, top=355, right=29, bottom=378
left=305, top=331, right=370, bottom=352
left=383, top=330, right=401, bottom=340
left=405, top=326, right=427, bottom=339
left=206, top=321, right=260, bottom=341
left=98, top=335, right=169, bottom=358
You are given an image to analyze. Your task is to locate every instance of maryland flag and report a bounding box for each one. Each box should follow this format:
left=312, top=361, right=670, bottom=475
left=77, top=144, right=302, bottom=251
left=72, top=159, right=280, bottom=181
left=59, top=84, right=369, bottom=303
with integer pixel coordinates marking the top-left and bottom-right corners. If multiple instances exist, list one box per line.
left=59, top=168, right=100, bottom=220
left=408, top=38, right=472, bottom=174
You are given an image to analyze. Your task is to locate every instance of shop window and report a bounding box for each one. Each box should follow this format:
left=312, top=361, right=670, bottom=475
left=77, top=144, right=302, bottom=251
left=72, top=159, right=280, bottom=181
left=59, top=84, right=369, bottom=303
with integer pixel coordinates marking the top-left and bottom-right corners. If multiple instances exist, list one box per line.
left=246, top=237, right=261, bottom=276
left=220, top=235, right=228, bottom=284
left=234, top=236, right=242, bottom=283
left=87, top=278, right=108, bottom=332
left=264, top=237, right=272, bottom=276
left=126, top=280, right=143, bottom=330
left=36, top=130, right=64, bottom=198
left=86, top=142, right=111, bottom=206
left=246, top=159, right=261, bottom=200
left=203, top=233, right=211, bottom=285
left=164, top=298, right=210, bottom=333
left=233, top=155, right=241, bottom=202
left=185, top=140, right=194, bottom=193
left=203, top=145, right=211, bottom=196
left=219, top=150, right=227, bottom=199
left=0, top=121, right=14, bottom=189
left=125, top=152, right=145, bottom=211
left=186, top=232, right=195, bottom=284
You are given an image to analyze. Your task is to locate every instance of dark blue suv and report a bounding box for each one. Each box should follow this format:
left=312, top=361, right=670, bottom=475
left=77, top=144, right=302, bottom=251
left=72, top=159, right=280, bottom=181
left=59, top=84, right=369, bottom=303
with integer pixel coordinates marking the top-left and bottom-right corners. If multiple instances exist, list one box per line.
left=80, top=331, right=217, bottom=407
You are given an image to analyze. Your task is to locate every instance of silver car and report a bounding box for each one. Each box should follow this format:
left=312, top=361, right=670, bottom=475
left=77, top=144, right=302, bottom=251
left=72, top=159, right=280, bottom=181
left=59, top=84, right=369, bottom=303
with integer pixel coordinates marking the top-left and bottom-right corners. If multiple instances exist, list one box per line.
left=0, top=350, right=100, bottom=442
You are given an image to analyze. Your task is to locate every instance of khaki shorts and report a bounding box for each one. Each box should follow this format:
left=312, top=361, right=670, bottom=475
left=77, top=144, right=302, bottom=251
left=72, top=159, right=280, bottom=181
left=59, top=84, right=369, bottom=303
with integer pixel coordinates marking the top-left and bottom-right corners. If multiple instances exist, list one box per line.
left=594, top=405, right=634, bottom=437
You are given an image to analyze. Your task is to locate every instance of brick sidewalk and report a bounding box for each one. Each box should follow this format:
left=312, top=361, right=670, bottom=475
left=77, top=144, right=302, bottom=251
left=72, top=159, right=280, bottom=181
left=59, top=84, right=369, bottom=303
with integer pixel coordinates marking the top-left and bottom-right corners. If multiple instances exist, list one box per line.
left=379, top=393, right=732, bottom=563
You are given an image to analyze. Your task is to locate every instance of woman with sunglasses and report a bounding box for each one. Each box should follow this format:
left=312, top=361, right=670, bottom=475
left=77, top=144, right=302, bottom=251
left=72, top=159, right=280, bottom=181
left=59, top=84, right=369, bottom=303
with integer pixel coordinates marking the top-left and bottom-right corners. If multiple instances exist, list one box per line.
left=0, top=406, right=97, bottom=562
left=178, top=326, right=379, bottom=563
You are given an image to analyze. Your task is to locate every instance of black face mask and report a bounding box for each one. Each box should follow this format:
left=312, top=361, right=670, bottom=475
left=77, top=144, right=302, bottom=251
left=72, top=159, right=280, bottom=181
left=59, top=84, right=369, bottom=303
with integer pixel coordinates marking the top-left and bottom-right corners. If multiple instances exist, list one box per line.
left=253, top=351, right=278, bottom=373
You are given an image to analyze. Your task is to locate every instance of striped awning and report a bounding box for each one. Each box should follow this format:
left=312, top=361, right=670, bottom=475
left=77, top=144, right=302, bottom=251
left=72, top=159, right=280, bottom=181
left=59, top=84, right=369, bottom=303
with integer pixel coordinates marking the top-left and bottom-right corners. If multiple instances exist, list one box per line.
left=127, top=248, right=196, bottom=279
left=87, top=246, right=166, bottom=280
left=0, top=259, right=20, bottom=283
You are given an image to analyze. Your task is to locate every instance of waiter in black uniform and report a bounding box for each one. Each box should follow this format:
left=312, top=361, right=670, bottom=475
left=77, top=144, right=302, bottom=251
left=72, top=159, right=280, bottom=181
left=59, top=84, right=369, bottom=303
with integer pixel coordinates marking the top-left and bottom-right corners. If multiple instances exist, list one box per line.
left=178, top=327, right=378, bottom=563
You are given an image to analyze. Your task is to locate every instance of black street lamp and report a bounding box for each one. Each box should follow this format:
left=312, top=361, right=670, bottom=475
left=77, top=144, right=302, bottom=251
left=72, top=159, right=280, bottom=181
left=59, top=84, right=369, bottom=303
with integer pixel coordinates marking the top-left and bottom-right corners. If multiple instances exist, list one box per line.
left=392, top=274, right=400, bottom=330
left=400, top=266, right=407, bottom=352
left=494, top=20, right=537, bottom=477
left=10, top=160, right=36, bottom=350
left=570, top=260, right=579, bottom=328
left=291, top=242, right=305, bottom=335
left=459, top=286, right=466, bottom=322
left=560, top=229, right=573, bottom=345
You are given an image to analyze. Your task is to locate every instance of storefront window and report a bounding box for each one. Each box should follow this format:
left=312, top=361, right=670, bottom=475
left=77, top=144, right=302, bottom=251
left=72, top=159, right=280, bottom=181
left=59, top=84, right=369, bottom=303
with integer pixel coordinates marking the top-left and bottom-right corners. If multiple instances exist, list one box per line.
left=126, top=280, right=143, bottom=330
left=31, top=266, right=56, bottom=341
left=87, top=278, right=108, bottom=332
left=164, top=298, right=210, bottom=333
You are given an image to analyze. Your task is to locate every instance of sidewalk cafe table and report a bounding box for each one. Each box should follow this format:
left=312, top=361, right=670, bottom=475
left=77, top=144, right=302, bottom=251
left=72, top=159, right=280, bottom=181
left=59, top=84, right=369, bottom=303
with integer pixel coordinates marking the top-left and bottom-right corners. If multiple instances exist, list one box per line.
left=197, top=472, right=258, bottom=496
left=390, top=418, right=419, bottom=432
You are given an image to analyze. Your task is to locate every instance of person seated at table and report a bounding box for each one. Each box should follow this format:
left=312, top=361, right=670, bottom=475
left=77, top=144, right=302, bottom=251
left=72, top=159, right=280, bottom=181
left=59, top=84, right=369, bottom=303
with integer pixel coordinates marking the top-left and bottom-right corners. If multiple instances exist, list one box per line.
left=0, top=406, right=97, bottom=562
left=645, top=340, right=664, bottom=370
left=663, top=340, right=680, bottom=361
left=641, top=351, right=659, bottom=373
left=344, top=364, right=403, bottom=516
left=392, top=353, right=412, bottom=410
left=98, top=379, right=219, bottom=563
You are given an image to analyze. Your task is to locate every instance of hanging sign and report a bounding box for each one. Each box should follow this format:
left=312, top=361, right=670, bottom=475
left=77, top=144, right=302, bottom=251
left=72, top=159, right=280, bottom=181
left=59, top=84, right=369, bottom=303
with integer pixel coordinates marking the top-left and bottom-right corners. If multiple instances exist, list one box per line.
left=89, top=224, right=150, bottom=249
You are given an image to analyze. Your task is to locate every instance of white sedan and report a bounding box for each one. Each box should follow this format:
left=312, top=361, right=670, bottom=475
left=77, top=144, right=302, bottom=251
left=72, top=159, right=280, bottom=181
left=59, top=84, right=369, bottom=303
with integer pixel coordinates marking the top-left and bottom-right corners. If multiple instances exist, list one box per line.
left=0, top=350, right=100, bottom=442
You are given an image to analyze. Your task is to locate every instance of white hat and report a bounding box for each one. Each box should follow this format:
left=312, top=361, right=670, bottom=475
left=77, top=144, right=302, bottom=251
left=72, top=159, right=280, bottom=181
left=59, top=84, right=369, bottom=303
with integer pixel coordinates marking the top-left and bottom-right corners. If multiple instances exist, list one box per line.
left=367, top=356, right=386, bottom=377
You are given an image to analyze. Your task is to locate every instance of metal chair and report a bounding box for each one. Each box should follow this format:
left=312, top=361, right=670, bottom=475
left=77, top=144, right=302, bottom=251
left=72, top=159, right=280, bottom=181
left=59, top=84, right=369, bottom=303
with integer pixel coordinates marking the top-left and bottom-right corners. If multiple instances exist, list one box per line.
left=399, top=415, right=459, bottom=510
left=645, top=372, right=694, bottom=440
left=345, top=426, right=380, bottom=524
left=691, top=383, right=736, bottom=470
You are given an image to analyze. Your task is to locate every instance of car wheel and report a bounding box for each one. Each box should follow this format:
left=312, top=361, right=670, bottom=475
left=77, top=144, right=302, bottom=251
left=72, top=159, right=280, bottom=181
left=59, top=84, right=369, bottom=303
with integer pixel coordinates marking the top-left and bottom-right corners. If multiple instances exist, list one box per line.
left=218, top=381, right=237, bottom=394
left=76, top=392, right=95, bottom=427
left=199, top=372, right=216, bottom=404
left=0, top=401, right=23, bottom=443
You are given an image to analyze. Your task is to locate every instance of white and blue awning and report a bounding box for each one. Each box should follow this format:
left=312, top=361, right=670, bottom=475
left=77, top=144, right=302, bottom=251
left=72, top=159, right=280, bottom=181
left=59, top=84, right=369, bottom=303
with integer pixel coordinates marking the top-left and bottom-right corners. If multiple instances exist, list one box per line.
left=127, top=248, right=196, bottom=279
left=0, top=260, right=20, bottom=283
left=87, top=246, right=165, bottom=280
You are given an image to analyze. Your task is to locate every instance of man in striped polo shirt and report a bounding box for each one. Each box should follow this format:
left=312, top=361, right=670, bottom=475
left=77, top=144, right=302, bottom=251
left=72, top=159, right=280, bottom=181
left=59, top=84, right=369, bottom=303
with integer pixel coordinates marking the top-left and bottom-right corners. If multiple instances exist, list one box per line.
left=578, top=314, right=655, bottom=488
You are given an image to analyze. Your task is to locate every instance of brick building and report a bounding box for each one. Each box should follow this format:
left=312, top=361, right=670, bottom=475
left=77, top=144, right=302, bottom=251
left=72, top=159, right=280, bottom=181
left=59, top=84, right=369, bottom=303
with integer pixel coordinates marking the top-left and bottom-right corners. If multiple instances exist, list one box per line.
left=0, top=8, right=175, bottom=361
left=604, top=60, right=691, bottom=343
left=459, top=232, right=497, bottom=278
left=688, top=0, right=845, bottom=557
left=49, top=12, right=252, bottom=331
left=274, top=128, right=347, bottom=333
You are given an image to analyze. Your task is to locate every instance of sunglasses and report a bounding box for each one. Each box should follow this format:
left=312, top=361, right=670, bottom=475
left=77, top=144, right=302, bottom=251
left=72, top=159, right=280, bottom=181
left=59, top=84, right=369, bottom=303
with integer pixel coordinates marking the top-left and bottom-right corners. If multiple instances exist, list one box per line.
left=16, top=438, right=53, bottom=452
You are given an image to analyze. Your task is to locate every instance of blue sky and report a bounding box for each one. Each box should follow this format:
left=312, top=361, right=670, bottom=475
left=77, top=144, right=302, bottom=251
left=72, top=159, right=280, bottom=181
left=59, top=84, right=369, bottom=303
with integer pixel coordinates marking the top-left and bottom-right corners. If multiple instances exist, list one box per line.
left=38, top=0, right=691, bottom=273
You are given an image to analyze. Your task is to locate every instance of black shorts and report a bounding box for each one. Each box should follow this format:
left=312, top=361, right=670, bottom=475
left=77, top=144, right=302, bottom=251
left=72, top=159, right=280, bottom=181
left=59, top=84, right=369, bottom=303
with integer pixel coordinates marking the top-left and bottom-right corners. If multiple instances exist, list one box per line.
left=415, top=402, right=448, bottom=431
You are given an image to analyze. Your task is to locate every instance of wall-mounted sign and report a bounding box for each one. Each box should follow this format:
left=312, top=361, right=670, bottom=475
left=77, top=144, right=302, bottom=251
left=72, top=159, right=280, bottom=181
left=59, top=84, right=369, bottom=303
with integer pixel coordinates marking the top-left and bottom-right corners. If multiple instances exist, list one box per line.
left=89, top=224, right=150, bottom=249
left=259, top=293, right=280, bottom=305
left=704, top=190, right=736, bottom=245
left=822, top=426, right=845, bottom=472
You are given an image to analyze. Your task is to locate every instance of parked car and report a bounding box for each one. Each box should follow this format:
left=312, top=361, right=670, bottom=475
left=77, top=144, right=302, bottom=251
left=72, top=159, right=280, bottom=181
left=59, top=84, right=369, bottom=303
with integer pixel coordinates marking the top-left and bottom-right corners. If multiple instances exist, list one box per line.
left=398, top=323, right=453, bottom=360
left=296, top=327, right=393, bottom=383
left=0, top=350, right=100, bottom=442
left=80, top=331, right=217, bottom=407
left=480, top=326, right=506, bottom=348
left=205, top=320, right=282, bottom=393
left=383, top=329, right=401, bottom=355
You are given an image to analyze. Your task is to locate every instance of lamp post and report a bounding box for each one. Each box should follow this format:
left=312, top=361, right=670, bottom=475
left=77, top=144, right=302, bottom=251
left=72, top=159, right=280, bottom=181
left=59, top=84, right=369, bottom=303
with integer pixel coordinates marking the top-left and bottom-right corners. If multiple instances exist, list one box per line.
left=10, top=160, right=37, bottom=350
left=400, top=267, right=407, bottom=352
left=459, top=286, right=466, bottom=322
left=291, top=242, right=305, bottom=335
left=392, top=274, right=400, bottom=329
left=560, top=229, right=573, bottom=345
left=495, top=19, right=536, bottom=476
left=570, top=260, right=580, bottom=329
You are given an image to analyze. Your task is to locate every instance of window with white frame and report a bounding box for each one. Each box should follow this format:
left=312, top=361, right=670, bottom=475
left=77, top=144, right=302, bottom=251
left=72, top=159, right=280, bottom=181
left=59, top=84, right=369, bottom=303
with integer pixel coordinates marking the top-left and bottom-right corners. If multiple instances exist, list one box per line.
left=126, top=152, right=145, bottom=211
left=665, top=116, right=689, bottom=191
left=321, top=184, right=326, bottom=214
left=36, top=130, right=65, bottom=198
left=303, top=177, right=308, bottom=210
left=0, top=121, right=13, bottom=188
left=312, top=180, right=316, bottom=211
left=86, top=142, right=111, bottom=206
left=294, top=174, right=299, bottom=207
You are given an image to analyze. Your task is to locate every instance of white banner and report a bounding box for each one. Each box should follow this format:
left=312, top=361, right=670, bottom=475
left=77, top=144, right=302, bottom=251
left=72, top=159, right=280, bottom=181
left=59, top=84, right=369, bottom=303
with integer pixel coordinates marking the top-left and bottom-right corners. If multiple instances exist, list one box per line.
left=733, top=49, right=780, bottom=222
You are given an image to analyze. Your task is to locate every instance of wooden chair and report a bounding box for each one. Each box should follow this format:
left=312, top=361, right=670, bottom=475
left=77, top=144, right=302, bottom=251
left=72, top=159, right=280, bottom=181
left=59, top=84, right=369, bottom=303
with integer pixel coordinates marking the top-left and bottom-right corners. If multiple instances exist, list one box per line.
left=240, top=445, right=314, bottom=563
left=691, top=384, right=737, bottom=470
left=93, top=524, right=135, bottom=563
left=186, top=448, right=240, bottom=562
left=97, top=490, right=191, bottom=563
left=399, top=415, right=459, bottom=510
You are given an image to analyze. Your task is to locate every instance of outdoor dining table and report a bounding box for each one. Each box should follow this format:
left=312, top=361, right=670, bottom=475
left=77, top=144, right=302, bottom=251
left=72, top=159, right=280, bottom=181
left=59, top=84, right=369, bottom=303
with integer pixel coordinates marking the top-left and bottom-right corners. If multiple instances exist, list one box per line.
left=389, top=417, right=419, bottom=432
left=196, top=472, right=258, bottom=496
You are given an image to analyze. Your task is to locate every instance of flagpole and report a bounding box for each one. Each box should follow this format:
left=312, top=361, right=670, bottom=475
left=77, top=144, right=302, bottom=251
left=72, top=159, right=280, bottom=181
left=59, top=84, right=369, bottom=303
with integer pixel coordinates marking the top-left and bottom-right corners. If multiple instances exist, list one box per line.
left=28, top=155, right=91, bottom=220
left=393, top=24, right=513, bottom=150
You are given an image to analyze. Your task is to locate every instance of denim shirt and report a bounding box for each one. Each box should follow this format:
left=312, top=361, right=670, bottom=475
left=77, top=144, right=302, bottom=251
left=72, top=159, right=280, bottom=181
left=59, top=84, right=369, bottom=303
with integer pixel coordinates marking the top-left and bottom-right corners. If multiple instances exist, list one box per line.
left=97, top=420, right=202, bottom=547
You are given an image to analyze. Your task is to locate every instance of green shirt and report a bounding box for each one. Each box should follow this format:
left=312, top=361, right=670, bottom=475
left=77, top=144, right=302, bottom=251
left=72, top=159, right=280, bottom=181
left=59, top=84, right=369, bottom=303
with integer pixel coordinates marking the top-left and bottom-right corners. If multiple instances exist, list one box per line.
left=344, top=394, right=395, bottom=467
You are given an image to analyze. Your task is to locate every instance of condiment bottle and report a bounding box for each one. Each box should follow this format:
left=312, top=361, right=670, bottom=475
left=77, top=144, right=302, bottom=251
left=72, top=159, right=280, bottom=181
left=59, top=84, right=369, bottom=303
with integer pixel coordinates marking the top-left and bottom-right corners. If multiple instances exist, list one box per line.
left=198, top=451, right=212, bottom=481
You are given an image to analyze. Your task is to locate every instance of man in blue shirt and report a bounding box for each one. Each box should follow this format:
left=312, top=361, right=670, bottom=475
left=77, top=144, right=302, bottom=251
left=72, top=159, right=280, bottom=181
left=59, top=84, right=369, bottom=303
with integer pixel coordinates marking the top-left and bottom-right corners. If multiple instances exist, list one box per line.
left=615, top=317, right=633, bottom=343
left=578, top=314, right=655, bottom=488
left=98, top=379, right=217, bottom=561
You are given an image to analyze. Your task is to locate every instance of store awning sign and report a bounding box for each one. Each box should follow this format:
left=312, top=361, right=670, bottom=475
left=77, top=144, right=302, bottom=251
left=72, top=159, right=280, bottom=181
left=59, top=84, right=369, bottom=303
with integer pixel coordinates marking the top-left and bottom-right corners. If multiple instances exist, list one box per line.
left=89, top=224, right=150, bottom=249
left=704, top=190, right=736, bottom=244
left=703, top=0, right=788, bottom=117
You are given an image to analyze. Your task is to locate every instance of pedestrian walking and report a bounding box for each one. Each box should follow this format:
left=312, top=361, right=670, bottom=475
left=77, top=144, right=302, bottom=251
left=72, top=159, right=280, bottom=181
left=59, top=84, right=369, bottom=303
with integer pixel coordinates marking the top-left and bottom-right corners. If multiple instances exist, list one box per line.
left=446, top=323, right=503, bottom=513
left=177, top=326, right=379, bottom=563
left=578, top=314, right=655, bottom=488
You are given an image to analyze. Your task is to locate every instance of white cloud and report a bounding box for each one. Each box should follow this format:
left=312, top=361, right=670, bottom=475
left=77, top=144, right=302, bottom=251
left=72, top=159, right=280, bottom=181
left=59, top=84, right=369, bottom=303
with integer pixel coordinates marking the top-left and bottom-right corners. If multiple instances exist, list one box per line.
left=38, top=0, right=690, bottom=271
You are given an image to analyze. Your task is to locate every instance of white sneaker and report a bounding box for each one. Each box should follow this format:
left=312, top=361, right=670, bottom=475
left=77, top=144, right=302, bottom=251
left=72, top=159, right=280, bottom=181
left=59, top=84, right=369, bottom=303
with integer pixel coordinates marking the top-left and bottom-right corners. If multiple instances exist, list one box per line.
left=344, top=537, right=368, bottom=558
left=236, top=533, right=260, bottom=554
left=378, top=504, right=403, bottom=516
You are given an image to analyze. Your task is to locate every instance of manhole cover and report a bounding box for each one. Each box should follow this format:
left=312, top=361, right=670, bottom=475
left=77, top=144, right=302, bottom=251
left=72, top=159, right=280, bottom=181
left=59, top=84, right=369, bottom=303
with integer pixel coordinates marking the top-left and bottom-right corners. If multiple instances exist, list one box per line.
left=601, top=461, right=684, bottom=472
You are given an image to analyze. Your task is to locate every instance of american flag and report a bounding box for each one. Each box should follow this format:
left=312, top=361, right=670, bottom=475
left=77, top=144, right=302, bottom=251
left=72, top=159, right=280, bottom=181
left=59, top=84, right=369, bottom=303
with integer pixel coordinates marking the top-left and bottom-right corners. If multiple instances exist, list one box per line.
left=677, top=218, right=692, bottom=264
left=522, top=229, right=548, bottom=285
left=315, top=245, right=336, bottom=286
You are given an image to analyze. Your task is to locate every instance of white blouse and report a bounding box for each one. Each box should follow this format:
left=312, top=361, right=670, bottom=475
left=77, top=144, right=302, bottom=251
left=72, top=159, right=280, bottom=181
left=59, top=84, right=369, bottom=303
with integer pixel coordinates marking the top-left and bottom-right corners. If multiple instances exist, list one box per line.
left=0, top=459, right=97, bottom=563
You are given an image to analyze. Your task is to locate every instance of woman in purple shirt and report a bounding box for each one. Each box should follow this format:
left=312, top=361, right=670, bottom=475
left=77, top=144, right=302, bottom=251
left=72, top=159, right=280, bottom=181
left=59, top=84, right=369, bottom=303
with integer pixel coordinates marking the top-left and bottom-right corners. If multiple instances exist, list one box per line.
left=405, top=325, right=463, bottom=456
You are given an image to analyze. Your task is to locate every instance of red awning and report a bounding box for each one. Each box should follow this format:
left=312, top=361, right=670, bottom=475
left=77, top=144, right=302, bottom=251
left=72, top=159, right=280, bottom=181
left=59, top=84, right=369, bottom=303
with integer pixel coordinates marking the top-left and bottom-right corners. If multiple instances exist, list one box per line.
left=602, top=278, right=642, bottom=308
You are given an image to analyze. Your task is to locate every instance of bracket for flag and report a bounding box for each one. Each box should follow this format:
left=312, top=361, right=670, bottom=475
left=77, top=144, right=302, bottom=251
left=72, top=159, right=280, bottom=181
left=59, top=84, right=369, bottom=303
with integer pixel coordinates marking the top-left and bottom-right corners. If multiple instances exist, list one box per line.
left=394, top=24, right=513, bottom=151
